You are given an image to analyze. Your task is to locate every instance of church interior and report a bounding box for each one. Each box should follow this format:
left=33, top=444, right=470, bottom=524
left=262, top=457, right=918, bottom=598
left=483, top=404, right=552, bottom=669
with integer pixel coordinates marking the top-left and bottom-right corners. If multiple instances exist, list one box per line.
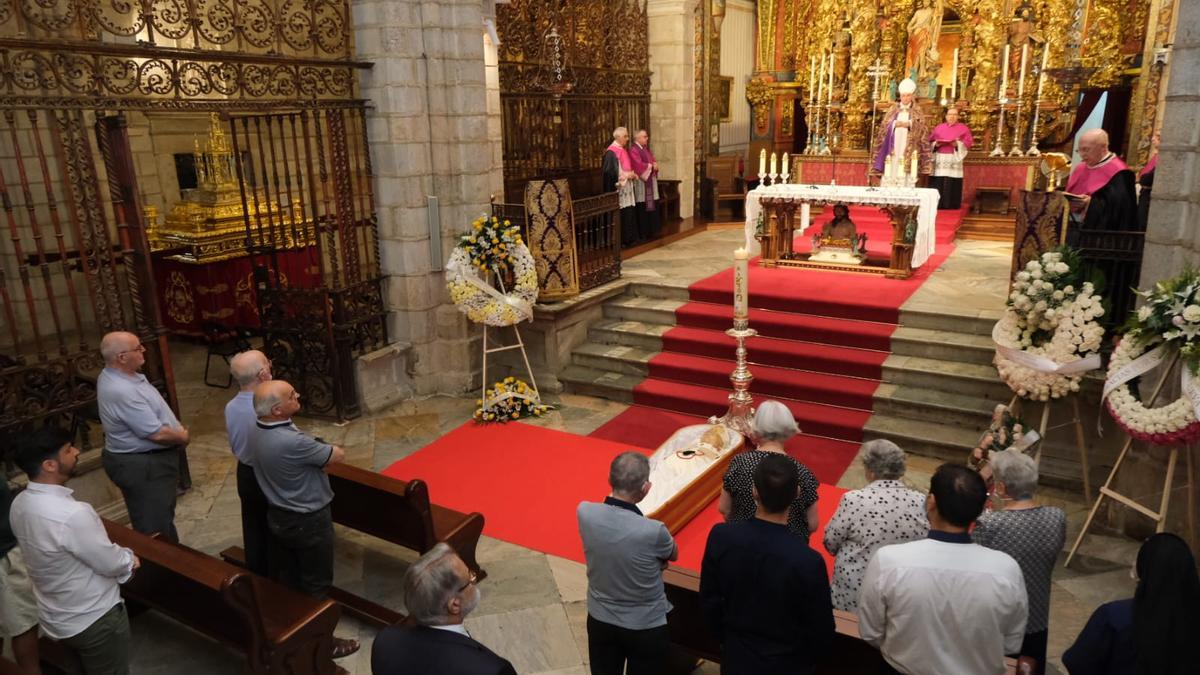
left=0, top=0, right=1198, bottom=672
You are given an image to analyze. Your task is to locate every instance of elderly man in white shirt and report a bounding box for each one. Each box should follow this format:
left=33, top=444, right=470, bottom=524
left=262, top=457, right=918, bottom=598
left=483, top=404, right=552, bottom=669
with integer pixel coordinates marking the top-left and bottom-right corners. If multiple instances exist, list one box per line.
left=857, top=463, right=1027, bottom=675
left=10, top=427, right=140, bottom=674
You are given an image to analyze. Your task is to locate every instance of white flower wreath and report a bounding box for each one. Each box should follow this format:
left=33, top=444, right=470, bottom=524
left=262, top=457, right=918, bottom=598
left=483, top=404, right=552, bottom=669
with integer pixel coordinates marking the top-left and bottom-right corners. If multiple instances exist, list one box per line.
left=445, top=216, right=539, bottom=327
left=992, top=249, right=1105, bottom=401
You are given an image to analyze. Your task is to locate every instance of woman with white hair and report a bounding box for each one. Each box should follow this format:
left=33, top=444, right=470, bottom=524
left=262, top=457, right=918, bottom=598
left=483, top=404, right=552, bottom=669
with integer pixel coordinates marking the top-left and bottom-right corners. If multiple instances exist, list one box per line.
left=972, top=449, right=1066, bottom=675
left=717, top=400, right=820, bottom=538
left=822, top=439, right=928, bottom=611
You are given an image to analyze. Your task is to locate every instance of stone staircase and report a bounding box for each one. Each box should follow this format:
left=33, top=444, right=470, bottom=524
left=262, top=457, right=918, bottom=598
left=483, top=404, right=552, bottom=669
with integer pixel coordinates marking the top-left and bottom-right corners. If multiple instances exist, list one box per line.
left=956, top=212, right=1017, bottom=241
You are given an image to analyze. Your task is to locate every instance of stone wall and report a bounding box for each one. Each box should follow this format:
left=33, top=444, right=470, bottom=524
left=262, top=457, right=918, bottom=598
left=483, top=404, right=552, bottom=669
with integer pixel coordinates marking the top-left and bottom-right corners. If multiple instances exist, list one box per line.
left=648, top=0, right=699, bottom=219
left=353, top=0, right=504, bottom=395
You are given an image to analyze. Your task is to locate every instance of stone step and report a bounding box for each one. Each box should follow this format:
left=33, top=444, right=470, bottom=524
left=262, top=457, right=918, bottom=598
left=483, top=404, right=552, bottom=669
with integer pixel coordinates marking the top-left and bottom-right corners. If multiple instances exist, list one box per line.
left=898, top=308, right=1002, bottom=336
left=571, top=342, right=653, bottom=377
left=603, top=295, right=683, bottom=326
left=873, top=383, right=998, bottom=430
left=863, top=413, right=981, bottom=466
left=882, top=355, right=1013, bottom=401
left=558, top=364, right=639, bottom=403
left=956, top=231, right=1016, bottom=242
left=625, top=281, right=692, bottom=301
left=588, top=319, right=668, bottom=351
left=889, top=326, right=996, bottom=365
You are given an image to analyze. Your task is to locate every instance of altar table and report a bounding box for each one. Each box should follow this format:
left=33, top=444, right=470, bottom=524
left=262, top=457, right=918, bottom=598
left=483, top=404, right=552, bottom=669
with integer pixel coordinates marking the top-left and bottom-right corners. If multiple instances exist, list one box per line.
left=745, top=183, right=940, bottom=268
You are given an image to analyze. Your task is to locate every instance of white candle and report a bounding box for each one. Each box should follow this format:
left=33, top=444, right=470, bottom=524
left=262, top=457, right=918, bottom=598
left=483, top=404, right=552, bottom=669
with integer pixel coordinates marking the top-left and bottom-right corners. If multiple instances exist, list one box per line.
left=769, top=152, right=777, bottom=177
left=1016, top=43, right=1030, bottom=99
left=733, top=248, right=749, bottom=319
left=759, top=148, right=766, bottom=178
left=815, top=53, right=826, bottom=113
left=809, top=55, right=817, bottom=106
left=951, top=48, right=959, bottom=100
left=781, top=153, right=789, bottom=183
left=1035, top=45, right=1049, bottom=99
left=884, top=158, right=893, bottom=179
left=999, top=45, right=1010, bottom=96
left=910, top=152, right=918, bottom=177
left=827, top=51, right=835, bottom=104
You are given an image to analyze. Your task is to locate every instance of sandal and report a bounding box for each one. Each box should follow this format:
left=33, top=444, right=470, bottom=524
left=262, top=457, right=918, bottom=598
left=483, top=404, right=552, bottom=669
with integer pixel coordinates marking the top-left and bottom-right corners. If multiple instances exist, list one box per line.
left=331, top=637, right=360, bottom=659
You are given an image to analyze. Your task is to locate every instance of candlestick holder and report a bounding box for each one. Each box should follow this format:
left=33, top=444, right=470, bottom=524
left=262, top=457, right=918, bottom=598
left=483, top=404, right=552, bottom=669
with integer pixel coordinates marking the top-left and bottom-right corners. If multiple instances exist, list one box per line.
left=1008, top=101, right=1025, bottom=156
left=990, top=99, right=1007, bottom=157
left=1026, top=99, right=1044, bottom=156
left=708, top=316, right=758, bottom=439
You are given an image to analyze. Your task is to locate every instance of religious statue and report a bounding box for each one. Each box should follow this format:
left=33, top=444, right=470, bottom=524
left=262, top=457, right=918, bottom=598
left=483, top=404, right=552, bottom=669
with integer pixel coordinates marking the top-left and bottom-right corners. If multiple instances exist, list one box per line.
left=831, top=15, right=853, bottom=103
left=810, top=203, right=867, bottom=265
left=871, top=78, right=933, bottom=184
left=905, top=0, right=943, bottom=87
left=1007, top=2, right=1043, bottom=90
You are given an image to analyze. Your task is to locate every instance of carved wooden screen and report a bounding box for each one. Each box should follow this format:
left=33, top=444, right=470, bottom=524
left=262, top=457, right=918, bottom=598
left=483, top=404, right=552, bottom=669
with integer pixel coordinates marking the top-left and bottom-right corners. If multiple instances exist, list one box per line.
left=227, top=108, right=385, bottom=420
left=497, top=0, right=652, bottom=201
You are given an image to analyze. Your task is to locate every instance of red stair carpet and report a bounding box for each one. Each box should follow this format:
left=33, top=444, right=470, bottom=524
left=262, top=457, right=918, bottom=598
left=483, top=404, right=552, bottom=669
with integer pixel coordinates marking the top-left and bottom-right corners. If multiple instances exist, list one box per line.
left=591, top=205, right=966, bottom=482
left=381, top=421, right=845, bottom=573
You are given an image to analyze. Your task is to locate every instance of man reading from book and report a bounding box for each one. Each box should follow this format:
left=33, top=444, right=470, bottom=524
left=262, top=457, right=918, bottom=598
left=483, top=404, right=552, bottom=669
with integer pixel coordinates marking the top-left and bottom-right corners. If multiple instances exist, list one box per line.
left=1063, top=129, right=1138, bottom=244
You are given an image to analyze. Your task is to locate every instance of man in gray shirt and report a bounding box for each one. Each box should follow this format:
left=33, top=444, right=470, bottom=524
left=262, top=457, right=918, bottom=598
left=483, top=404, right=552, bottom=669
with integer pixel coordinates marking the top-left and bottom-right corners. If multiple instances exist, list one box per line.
left=577, top=451, right=677, bottom=675
left=97, top=331, right=189, bottom=542
left=249, top=379, right=359, bottom=659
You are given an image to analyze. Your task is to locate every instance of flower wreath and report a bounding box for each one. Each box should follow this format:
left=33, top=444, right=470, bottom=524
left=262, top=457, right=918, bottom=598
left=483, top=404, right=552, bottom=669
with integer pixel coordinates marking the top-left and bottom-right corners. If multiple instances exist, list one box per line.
left=446, top=215, right=539, bottom=326
left=474, top=376, right=556, bottom=424
left=992, top=248, right=1105, bottom=401
left=1103, top=270, right=1200, bottom=446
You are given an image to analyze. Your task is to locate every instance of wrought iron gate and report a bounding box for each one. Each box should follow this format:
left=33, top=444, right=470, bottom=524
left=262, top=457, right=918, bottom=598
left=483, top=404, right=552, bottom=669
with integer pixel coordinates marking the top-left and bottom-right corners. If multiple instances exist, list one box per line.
left=227, top=108, right=385, bottom=420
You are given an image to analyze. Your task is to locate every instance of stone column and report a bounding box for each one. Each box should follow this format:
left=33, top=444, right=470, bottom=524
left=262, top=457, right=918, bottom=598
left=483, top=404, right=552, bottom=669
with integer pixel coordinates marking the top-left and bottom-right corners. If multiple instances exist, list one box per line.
left=648, top=0, right=698, bottom=219
left=354, top=0, right=503, bottom=396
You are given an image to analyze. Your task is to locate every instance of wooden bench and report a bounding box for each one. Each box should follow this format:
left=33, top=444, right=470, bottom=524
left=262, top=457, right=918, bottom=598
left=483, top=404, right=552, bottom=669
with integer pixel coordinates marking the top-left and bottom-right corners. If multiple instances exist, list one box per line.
left=663, top=566, right=1033, bottom=675
left=225, top=463, right=486, bottom=628
left=100, top=519, right=341, bottom=675
left=701, top=156, right=747, bottom=220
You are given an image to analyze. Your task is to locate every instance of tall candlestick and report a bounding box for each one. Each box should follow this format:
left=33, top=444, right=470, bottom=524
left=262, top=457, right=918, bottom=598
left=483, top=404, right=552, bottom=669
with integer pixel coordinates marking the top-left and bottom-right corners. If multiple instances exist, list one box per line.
left=733, top=248, right=749, bottom=319
left=1035, top=44, right=1049, bottom=98
left=815, top=53, right=826, bottom=113
left=769, top=152, right=777, bottom=178
left=827, top=51, right=835, bottom=105
left=781, top=153, right=789, bottom=183
left=808, top=55, right=817, bottom=106
left=1016, top=43, right=1029, bottom=99
left=999, top=44, right=1010, bottom=96
left=871, top=58, right=882, bottom=102
left=758, top=148, right=766, bottom=178
left=950, top=48, right=959, bottom=100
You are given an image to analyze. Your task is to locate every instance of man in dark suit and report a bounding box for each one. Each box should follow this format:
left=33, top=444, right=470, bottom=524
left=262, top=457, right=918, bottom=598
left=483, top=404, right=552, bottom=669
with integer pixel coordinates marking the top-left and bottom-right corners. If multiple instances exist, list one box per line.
left=371, top=543, right=515, bottom=675
left=700, top=453, right=835, bottom=674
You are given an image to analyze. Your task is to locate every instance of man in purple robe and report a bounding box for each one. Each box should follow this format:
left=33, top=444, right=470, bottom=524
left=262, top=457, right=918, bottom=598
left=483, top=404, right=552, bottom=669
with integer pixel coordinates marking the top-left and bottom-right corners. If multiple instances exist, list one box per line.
left=628, top=129, right=661, bottom=242
left=1064, top=128, right=1138, bottom=242
left=870, top=78, right=933, bottom=182
left=927, top=107, right=974, bottom=209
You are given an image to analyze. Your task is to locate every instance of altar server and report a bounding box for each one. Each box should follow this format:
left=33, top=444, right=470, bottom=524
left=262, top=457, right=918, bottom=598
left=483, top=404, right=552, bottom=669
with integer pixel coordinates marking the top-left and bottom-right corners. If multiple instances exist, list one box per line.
left=928, top=106, right=974, bottom=209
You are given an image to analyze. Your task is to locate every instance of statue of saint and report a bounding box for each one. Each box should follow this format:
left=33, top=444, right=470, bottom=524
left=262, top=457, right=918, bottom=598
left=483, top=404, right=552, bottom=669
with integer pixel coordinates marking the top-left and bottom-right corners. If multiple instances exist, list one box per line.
left=870, top=78, right=933, bottom=179
left=1007, top=2, right=1043, bottom=87
left=905, top=0, right=943, bottom=84
left=831, top=16, right=853, bottom=103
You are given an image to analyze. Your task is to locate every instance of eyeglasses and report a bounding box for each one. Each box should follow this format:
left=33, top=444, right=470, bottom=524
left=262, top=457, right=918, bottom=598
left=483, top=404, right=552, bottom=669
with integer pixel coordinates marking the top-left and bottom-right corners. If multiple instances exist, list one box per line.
left=118, top=345, right=146, bottom=356
left=457, top=570, right=478, bottom=593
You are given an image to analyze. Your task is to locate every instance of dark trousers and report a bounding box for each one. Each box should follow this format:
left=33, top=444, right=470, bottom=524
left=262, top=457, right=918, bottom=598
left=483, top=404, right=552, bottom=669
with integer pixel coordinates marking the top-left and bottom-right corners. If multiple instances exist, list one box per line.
left=1017, top=629, right=1048, bottom=675
left=102, top=449, right=179, bottom=543
left=267, top=505, right=334, bottom=599
left=60, top=602, right=131, bottom=675
left=235, top=461, right=271, bottom=577
left=929, top=175, right=963, bottom=210
left=619, top=206, right=638, bottom=247
left=586, top=614, right=668, bottom=675
left=635, top=201, right=660, bottom=241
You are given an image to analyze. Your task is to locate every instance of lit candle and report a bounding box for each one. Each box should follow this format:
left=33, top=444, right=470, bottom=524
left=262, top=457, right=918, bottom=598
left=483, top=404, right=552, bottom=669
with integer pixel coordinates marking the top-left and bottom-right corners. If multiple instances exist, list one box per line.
left=769, top=152, right=777, bottom=177
left=1016, top=43, right=1029, bottom=99
left=733, top=248, right=749, bottom=319
left=910, top=152, right=918, bottom=178
left=1035, top=44, right=1049, bottom=99
left=759, top=148, right=766, bottom=178
left=809, top=55, right=817, bottom=106
left=999, top=44, right=1010, bottom=96
left=950, top=48, right=959, bottom=100
left=781, top=153, right=789, bottom=183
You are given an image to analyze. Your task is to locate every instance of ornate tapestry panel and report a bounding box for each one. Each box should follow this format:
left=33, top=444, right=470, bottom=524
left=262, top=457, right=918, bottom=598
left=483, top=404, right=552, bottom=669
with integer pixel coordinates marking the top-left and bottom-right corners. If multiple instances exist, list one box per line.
left=523, top=179, right=580, bottom=301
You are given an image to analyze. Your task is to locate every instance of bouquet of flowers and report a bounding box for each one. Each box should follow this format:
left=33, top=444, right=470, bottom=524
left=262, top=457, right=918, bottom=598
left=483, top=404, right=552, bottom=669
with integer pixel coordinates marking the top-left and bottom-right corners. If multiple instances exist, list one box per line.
left=474, top=377, right=556, bottom=424
left=992, top=247, right=1105, bottom=400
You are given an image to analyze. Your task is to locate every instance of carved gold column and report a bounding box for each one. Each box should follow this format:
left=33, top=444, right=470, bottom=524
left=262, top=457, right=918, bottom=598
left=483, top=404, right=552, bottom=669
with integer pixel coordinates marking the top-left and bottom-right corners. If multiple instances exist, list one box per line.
left=1128, top=0, right=1178, bottom=166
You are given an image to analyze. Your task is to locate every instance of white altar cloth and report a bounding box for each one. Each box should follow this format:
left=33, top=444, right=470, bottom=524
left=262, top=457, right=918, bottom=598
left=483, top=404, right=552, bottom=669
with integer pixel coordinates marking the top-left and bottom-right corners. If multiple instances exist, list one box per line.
left=744, top=183, right=940, bottom=268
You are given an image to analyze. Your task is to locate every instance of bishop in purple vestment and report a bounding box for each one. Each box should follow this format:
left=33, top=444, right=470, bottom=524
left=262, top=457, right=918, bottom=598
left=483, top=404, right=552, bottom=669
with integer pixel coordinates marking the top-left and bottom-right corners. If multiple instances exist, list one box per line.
left=628, top=129, right=661, bottom=241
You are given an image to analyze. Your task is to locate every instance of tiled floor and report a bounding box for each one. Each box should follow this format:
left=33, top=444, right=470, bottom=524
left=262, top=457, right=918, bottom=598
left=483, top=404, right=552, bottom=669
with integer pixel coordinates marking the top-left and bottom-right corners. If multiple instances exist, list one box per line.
left=125, top=237, right=1138, bottom=675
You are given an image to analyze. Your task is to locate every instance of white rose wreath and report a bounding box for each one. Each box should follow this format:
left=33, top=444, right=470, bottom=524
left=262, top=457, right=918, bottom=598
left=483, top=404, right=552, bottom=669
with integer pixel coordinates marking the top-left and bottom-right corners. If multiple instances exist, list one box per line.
left=992, top=248, right=1105, bottom=401
left=445, top=215, right=539, bottom=327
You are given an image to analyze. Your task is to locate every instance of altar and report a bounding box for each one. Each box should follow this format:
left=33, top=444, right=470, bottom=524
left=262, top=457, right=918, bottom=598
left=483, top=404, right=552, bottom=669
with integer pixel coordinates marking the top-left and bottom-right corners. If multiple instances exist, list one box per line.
left=745, top=182, right=939, bottom=278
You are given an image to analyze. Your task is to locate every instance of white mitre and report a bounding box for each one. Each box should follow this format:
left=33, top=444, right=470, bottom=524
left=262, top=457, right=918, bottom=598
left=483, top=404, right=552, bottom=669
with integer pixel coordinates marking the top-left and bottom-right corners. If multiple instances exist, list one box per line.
left=898, top=78, right=917, bottom=95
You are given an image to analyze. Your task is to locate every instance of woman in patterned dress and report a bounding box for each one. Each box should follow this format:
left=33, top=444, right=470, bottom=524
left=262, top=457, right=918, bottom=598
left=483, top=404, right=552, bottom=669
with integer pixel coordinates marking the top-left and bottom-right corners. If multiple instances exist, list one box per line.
left=972, top=449, right=1066, bottom=675
left=822, top=439, right=928, bottom=611
left=717, top=401, right=820, bottom=538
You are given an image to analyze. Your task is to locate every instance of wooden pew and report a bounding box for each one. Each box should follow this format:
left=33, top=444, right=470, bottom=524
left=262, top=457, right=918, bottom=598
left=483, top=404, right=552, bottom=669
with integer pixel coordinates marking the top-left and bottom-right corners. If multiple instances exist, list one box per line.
left=663, top=566, right=1032, bottom=675
left=224, top=463, right=486, bottom=629
left=101, top=519, right=341, bottom=674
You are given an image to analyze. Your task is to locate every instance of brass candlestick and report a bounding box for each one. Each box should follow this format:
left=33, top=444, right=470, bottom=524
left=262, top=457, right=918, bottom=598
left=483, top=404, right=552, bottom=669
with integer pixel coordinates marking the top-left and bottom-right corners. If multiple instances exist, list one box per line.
left=709, top=315, right=758, bottom=439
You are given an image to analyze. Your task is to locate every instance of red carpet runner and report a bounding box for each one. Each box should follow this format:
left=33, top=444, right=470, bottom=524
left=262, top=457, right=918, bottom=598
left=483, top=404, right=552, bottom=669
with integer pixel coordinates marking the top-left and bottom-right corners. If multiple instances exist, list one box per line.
left=381, top=422, right=845, bottom=572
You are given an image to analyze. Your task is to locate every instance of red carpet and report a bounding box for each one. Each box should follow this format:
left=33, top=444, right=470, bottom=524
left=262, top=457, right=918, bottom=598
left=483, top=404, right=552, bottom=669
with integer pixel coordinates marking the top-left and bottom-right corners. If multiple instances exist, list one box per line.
left=381, top=421, right=846, bottom=573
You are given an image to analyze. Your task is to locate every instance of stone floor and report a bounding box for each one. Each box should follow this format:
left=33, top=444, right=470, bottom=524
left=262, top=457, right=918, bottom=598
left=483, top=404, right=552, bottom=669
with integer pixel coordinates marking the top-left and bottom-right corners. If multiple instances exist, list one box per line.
left=113, top=236, right=1139, bottom=674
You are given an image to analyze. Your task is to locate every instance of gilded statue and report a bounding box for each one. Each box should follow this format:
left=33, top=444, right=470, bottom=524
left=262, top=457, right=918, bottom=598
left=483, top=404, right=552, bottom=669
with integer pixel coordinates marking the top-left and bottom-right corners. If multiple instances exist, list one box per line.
left=1007, top=1, right=1044, bottom=87
left=831, top=14, right=852, bottom=103
left=905, top=0, right=943, bottom=86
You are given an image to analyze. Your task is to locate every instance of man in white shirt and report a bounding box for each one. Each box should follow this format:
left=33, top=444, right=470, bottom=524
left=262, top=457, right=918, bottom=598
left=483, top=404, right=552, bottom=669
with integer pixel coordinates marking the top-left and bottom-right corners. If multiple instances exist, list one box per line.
left=857, top=463, right=1027, bottom=675
left=225, top=349, right=273, bottom=576
left=10, top=427, right=140, bottom=674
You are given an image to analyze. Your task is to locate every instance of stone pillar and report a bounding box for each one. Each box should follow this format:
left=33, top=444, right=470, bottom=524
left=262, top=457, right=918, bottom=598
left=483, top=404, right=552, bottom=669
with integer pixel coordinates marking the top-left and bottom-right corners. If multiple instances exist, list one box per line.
left=354, top=0, right=503, bottom=395
left=648, top=0, right=698, bottom=219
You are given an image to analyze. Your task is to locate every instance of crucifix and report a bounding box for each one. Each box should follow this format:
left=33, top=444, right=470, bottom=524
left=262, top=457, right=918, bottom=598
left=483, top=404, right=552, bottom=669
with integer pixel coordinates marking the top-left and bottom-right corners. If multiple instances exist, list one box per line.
left=866, top=59, right=889, bottom=172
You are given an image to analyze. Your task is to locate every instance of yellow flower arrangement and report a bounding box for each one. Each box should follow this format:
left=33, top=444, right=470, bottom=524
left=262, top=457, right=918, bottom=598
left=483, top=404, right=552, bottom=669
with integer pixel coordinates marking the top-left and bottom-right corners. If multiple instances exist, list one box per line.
left=473, top=377, right=556, bottom=424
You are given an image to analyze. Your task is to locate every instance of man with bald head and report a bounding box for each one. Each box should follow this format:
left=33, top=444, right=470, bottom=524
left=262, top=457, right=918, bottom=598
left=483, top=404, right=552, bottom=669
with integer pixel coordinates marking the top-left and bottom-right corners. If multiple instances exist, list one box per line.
left=225, top=350, right=273, bottom=575
left=1064, top=128, right=1138, bottom=239
left=97, top=331, right=189, bottom=542
left=250, top=380, right=358, bottom=658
